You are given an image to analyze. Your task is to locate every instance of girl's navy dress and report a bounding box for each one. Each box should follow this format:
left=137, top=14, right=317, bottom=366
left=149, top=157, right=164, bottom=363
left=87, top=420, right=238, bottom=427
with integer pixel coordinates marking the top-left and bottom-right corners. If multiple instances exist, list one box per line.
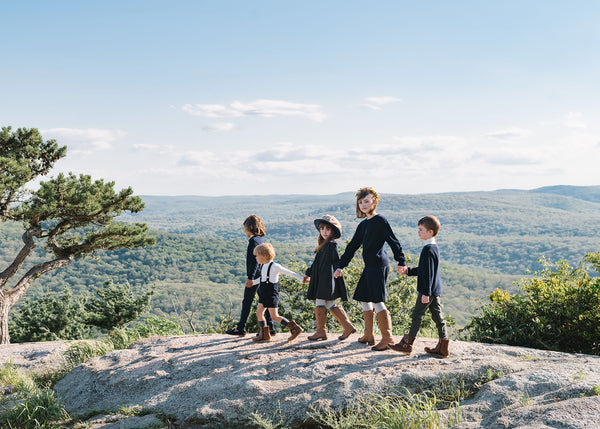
left=336, top=214, right=406, bottom=302
left=305, top=241, right=348, bottom=301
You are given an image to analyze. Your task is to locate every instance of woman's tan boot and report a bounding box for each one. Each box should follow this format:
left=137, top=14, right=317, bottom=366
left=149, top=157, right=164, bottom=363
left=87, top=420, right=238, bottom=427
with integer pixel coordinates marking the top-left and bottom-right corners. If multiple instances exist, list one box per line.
left=308, top=307, right=328, bottom=341
left=358, top=310, right=375, bottom=345
left=372, top=310, right=395, bottom=351
left=330, top=305, right=357, bottom=340
left=252, top=326, right=271, bottom=342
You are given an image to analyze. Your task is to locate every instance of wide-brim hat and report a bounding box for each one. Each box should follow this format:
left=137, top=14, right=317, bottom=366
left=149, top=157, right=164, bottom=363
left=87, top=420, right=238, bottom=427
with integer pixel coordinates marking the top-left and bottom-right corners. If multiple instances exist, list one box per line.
left=314, top=214, right=342, bottom=239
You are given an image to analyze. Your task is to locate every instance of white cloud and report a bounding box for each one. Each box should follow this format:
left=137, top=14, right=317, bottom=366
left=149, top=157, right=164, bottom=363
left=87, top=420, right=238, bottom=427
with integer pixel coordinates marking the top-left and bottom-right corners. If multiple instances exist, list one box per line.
left=42, top=128, right=127, bottom=152
left=182, top=104, right=242, bottom=118
left=253, top=142, right=324, bottom=162
left=182, top=99, right=326, bottom=122
left=176, top=151, right=220, bottom=168
left=472, top=151, right=540, bottom=166
left=361, top=96, right=401, bottom=110
left=485, top=127, right=532, bottom=140
left=202, top=122, right=236, bottom=132
left=132, top=143, right=177, bottom=155
left=563, top=112, right=586, bottom=129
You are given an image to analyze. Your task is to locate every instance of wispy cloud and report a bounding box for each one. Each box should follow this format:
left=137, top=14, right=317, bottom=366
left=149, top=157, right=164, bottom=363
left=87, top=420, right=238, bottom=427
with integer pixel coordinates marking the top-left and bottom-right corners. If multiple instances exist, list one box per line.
left=473, top=151, right=540, bottom=166
left=563, top=112, right=586, bottom=129
left=485, top=127, right=532, bottom=140
left=41, top=128, right=127, bottom=151
left=182, top=99, right=326, bottom=122
left=202, top=122, right=236, bottom=132
left=360, top=96, right=401, bottom=111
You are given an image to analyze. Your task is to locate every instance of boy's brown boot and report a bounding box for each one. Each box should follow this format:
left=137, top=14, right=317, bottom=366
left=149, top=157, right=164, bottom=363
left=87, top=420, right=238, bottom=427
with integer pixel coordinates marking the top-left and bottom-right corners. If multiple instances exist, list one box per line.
left=372, top=310, right=395, bottom=351
left=286, top=320, right=303, bottom=342
left=308, top=307, right=328, bottom=341
left=330, top=305, right=357, bottom=340
left=358, top=310, right=375, bottom=345
left=425, top=339, right=450, bottom=358
left=252, top=326, right=271, bottom=342
left=389, top=334, right=415, bottom=354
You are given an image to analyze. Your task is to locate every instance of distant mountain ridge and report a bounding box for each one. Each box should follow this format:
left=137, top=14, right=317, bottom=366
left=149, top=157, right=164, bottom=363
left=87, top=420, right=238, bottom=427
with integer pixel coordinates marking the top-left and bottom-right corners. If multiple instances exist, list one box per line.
left=531, top=185, right=600, bottom=203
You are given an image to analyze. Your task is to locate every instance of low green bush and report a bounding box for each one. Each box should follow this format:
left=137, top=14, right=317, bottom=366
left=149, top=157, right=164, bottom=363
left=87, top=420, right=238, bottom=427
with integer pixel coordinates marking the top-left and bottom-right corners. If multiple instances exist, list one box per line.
left=462, top=252, right=600, bottom=355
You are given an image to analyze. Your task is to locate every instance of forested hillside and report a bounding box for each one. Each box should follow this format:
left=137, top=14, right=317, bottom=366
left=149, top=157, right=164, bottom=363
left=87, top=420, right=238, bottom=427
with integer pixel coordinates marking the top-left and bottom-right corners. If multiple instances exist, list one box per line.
left=2, top=186, right=598, bottom=329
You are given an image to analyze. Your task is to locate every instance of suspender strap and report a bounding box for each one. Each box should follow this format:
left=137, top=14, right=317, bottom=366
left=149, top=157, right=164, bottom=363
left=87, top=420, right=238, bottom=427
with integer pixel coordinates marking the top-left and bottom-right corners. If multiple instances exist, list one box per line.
left=266, top=262, right=274, bottom=282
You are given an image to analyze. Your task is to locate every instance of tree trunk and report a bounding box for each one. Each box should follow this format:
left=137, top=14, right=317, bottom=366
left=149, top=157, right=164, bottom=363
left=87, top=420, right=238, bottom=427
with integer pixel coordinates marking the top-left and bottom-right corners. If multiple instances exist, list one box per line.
left=0, top=255, right=74, bottom=344
left=0, top=296, right=12, bottom=344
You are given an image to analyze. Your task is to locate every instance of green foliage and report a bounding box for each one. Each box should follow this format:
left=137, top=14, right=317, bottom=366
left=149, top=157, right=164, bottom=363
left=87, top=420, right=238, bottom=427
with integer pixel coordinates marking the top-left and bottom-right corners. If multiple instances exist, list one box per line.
left=310, top=388, right=462, bottom=429
left=0, top=362, right=37, bottom=394
left=0, top=388, right=69, bottom=429
left=8, top=288, right=88, bottom=343
left=109, top=315, right=184, bottom=350
left=19, top=172, right=155, bottom=258
left=85, top=280, right=154, bottom=331
left=9, top=282, right=154, bottom=342
left=0, top=127, right=66, bottom=217
left=0, top=362, right=70, bottom=429
left=462, top=252, right=600, bottom=355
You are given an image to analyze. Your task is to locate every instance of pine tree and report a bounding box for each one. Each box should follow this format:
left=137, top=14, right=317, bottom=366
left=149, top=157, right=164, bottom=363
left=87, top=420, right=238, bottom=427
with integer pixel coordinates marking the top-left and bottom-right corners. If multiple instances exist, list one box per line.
left=0, top=127, right=155, bottom=344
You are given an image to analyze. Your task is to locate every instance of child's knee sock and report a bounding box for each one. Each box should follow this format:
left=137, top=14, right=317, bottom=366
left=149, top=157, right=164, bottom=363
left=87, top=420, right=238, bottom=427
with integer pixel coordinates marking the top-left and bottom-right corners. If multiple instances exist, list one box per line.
left=279, top=318, right=290, bottom=326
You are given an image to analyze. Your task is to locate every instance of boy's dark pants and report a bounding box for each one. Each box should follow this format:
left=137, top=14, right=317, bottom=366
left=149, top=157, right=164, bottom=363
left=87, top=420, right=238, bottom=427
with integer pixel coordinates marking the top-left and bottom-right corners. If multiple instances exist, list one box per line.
left=408, top=294, right=447, bottom=339
left=237, top=284, right=273, bottom=331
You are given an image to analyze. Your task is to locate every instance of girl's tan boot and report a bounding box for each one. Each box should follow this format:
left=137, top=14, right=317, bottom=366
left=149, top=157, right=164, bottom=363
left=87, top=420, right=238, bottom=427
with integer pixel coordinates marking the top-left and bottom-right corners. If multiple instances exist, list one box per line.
left=308, top=307, right=328, bottom=341
left=372, top=310, right=395, bottom=351
left=358, top=310, right=375, bottom=345
left=330, top=305, right=357, bottom=340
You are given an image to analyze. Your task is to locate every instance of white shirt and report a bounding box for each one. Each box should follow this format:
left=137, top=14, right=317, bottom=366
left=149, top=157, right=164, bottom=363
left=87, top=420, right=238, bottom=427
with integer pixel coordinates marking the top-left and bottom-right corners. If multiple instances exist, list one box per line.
left=257, top=261, right=304, bottom=283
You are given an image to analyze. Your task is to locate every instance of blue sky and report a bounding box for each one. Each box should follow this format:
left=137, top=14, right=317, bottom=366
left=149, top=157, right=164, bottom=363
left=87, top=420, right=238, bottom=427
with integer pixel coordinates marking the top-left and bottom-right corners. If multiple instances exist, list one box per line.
left=2, top=1, right=598, bottom=196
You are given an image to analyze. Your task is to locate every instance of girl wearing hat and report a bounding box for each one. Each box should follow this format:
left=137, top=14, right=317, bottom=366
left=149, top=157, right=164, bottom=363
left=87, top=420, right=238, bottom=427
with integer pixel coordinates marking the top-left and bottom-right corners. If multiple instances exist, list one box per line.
left=304, top=215, right=356, bottom=341
left=333, top=187, right=406, bottom=351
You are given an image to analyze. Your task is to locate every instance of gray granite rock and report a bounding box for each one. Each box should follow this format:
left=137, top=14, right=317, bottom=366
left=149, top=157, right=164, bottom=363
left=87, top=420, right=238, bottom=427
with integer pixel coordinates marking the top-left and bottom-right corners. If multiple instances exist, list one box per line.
left=48, top=334, right=600, bottom=428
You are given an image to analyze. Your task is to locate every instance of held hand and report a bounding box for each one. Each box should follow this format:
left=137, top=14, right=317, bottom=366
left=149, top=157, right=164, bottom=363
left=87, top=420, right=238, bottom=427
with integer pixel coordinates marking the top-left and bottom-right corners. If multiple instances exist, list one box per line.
left=245, top=279, right=254, bottom=288
left=302, top=275, right=310, bottom=284
left=396, top=265, right=408, bottom=275
left=421, top=295, right=430, bottom=304
left=333, top=268, right=343, bottom=278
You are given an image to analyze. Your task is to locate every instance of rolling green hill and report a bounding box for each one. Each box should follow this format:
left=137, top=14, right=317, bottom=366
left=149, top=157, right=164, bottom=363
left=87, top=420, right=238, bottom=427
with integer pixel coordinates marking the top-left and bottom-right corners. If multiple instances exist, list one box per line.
left=2, top=186, right=598, bottom=330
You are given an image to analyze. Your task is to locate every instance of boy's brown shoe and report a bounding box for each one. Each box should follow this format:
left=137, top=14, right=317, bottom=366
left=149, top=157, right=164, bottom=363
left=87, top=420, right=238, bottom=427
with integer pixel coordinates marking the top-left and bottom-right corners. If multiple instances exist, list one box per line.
left=425, top=339, right=450, bottom=358
left=389, top=334, right=415, bottom=354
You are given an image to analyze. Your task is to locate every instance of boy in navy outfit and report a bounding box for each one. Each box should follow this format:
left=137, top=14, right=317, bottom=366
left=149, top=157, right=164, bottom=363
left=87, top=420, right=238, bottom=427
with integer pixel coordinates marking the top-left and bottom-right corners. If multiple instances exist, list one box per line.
left=226, top=215, right=275, bottom=336
left=390, top=215, right=450, bottom=357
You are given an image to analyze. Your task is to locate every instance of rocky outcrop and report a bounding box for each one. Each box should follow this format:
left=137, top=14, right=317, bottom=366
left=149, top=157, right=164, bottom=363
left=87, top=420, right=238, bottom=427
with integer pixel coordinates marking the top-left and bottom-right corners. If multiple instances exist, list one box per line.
left=0, top=339, right=101, bottom=377
left=46, top=334, right=600, bottom=428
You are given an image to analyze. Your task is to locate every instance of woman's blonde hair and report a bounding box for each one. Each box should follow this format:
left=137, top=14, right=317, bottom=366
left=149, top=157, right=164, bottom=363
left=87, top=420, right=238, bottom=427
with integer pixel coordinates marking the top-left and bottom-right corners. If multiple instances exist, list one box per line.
left=355, top=187, right=380, bottom=218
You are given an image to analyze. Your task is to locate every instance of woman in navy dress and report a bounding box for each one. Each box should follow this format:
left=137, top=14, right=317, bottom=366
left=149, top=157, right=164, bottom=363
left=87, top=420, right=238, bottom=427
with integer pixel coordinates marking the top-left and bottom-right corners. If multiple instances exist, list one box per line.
left=334, top=187, right=406, bottom=351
